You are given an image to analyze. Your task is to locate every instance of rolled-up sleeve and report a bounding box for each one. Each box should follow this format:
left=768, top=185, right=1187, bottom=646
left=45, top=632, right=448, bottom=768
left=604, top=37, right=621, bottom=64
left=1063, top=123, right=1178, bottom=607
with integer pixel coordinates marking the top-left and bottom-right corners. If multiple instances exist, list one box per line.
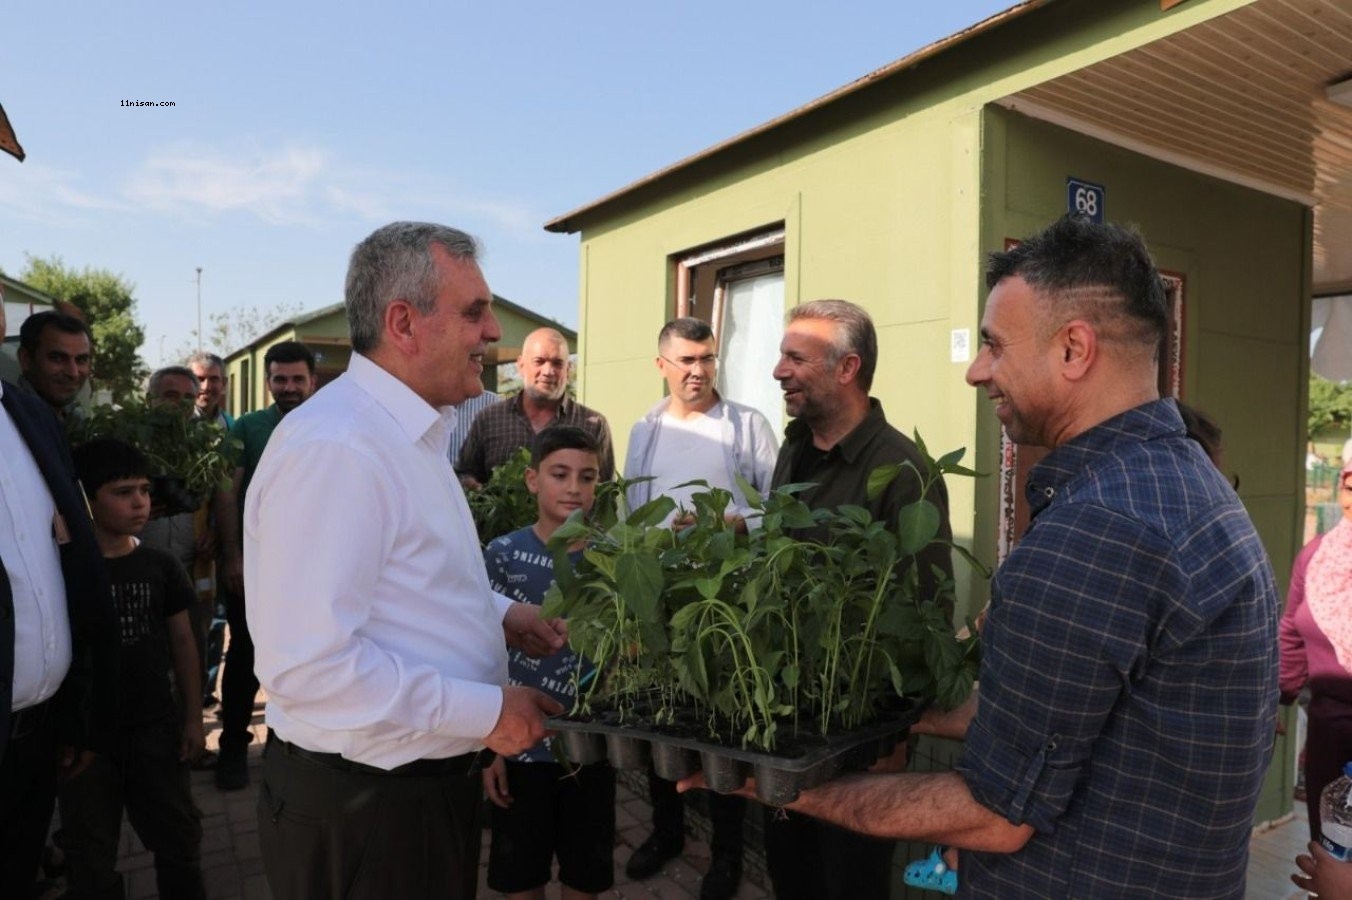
left=957, top=505, right=1175, bottom=834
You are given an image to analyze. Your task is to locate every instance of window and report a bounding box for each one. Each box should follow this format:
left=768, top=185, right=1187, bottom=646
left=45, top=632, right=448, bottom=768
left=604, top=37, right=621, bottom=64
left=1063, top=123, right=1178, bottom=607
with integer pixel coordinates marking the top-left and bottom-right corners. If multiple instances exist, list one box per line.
left=674, top=227, right=785, bottom=433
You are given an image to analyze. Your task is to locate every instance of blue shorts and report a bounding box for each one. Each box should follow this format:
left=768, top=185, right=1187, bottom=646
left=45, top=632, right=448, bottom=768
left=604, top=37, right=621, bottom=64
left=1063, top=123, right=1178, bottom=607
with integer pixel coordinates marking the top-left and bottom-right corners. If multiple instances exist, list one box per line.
left=486, top=759, right=616, bottom=893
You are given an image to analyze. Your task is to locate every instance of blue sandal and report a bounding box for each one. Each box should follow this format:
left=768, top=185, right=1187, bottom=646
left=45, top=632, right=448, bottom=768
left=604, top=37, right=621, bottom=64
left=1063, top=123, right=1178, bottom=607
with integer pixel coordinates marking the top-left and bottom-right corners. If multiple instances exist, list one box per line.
left=903, top=846, right=958, bottom=895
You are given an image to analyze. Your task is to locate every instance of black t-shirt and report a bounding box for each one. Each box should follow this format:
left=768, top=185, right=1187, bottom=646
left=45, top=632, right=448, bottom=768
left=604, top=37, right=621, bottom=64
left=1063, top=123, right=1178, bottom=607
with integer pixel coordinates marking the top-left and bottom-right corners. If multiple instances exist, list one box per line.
left=103, top=544, right=195, bottom=727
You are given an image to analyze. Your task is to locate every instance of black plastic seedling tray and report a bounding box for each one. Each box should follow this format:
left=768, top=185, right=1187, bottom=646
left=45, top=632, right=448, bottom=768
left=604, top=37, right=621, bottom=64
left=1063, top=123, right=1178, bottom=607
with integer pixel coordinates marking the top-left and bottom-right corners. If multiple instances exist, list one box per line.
left=548, top=698, right=925, bottom=806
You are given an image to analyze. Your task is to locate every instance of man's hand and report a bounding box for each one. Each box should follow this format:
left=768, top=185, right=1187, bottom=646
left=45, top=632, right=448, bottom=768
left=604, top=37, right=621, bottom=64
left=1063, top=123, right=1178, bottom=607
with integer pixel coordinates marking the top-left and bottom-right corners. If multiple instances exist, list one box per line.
left=483, top=686, right=563, bottom=757
left=57, top=745, right=96, bottom=782
left=482, top=755, right=512, bottom=809
left=460, top=474, right=483, bottom=492
left=503, top=602, right=567, bottom=658
left=180, top=719, right=207, bottom=763
left=1293, top=841, right=1352, bottom=899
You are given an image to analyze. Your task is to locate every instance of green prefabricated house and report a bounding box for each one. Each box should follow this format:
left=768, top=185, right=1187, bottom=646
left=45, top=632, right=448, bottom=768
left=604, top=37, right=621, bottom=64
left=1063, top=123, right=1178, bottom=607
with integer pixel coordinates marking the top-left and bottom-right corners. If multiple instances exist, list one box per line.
left=224, top=296, right=574, bottom=416
left=547, top=0, right=1352, bottom=850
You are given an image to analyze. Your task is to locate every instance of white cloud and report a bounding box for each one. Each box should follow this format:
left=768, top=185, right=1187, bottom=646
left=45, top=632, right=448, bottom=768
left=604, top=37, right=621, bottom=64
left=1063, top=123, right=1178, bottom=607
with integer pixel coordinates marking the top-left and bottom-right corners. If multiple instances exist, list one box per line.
left=0, top=162, right=123, bottom=225
left=122, top=143, right=332, bottom=225
left=1, top=140, right=553, bottom=240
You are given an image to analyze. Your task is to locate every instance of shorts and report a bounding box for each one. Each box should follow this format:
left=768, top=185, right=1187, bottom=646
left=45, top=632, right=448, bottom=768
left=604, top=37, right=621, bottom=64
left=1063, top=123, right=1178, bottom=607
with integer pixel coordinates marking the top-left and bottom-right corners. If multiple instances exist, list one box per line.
left=486, top=759, right=616, bottom=893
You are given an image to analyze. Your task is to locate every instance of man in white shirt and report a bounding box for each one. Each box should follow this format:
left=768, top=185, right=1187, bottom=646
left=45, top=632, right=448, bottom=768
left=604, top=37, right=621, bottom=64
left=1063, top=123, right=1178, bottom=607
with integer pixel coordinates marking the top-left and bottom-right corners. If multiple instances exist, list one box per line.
left=245, top=222, right=568, bottom=900
left=622, top=316, right=778, bottom=899
left=1, top=302, right=117, bottom=895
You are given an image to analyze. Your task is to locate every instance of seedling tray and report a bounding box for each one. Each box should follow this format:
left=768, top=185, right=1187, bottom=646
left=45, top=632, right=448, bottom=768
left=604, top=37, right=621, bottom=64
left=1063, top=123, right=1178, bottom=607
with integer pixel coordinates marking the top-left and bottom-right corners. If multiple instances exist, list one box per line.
left=548, top=698, right=925, bottom=805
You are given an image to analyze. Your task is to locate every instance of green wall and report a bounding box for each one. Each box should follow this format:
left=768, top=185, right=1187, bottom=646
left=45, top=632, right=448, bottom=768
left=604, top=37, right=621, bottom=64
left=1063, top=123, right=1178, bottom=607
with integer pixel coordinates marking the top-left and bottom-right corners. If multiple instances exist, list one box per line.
left=981, top=104, right=1310, bottom=826
left=563, top=0, right=1297, bottom=875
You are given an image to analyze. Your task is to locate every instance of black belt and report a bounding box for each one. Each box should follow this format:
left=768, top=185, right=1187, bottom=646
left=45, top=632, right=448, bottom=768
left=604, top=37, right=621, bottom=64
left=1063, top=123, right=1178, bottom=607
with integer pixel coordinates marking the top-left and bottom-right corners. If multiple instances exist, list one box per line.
left=266, top=730, right=488, bottom=778
left=8, top=699, right=51, bottom=742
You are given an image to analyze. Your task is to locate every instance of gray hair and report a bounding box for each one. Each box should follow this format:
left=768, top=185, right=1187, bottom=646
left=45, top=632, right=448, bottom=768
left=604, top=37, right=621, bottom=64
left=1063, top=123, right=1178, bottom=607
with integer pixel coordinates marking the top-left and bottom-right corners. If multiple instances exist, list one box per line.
left=787, top=299, right=878, bottom=392
left=345, top=222, right=481, bottom=353
left=186, top=351, right=226, bottom=375
left=147, top=365, right=200, bottom=398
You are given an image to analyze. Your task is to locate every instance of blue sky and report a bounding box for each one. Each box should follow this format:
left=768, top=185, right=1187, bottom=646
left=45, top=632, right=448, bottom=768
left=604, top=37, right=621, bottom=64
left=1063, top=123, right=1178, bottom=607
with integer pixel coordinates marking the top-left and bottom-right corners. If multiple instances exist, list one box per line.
left=1, top=1, right=1012, bottom=367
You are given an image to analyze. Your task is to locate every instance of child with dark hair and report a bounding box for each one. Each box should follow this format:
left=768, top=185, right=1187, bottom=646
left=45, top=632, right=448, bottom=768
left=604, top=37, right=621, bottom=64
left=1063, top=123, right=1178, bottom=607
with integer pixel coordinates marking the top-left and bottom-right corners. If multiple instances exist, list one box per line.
left=60, top=437, right=207, bottom=899
left=481, top=425, right=615, bottom=900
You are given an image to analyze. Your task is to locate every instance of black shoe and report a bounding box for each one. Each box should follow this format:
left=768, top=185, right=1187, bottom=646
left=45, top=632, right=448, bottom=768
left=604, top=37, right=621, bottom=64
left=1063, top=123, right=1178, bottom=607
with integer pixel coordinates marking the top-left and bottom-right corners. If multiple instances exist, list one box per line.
left=215, top=743, right=249, bottom=790
left=700, top=853, right=742, bottom=900
left=625, top=832, right=683, bottom=880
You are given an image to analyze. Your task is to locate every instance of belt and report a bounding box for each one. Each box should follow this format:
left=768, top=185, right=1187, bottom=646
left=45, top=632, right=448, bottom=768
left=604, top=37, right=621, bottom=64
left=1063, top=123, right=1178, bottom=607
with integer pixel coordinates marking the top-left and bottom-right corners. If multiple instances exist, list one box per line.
left=8, top=699, right=51, bottom=742
left=266, top=730, right=488, bottom=778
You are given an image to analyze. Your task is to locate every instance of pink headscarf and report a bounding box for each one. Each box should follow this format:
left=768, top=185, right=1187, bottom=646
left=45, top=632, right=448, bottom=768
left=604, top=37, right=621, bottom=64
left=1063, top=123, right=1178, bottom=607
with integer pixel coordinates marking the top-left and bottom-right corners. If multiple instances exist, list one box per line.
left=1307, top=461, right=1352, bottom=675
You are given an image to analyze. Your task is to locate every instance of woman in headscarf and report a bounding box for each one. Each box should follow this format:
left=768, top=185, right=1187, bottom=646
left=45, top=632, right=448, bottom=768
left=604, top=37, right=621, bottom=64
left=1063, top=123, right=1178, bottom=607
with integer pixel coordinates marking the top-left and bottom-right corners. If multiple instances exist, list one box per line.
left=1281, top=459, right=1352, bottom=840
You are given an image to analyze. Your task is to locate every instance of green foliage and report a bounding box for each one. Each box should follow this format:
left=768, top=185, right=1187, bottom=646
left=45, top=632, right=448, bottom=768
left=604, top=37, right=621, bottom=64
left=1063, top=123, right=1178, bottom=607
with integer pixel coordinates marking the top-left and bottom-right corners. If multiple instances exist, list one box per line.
left=467, top=448, right=537, bottom=546
left=542, top=438, right=984, bottom=751
left=19, top=255, right=148, bottom=403
left=70, top=398, right=239, bottom=504
left=1309, top=374, right=1352, bottom=437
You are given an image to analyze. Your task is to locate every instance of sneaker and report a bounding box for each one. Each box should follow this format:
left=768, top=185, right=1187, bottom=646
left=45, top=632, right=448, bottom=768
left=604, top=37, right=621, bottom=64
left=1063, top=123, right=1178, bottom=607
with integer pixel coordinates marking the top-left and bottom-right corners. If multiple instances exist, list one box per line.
left=215, top=742, right=249, bottom=790
left=625, top=832, right=683, bottom=880
left=700, top=853, right=742, bottom=900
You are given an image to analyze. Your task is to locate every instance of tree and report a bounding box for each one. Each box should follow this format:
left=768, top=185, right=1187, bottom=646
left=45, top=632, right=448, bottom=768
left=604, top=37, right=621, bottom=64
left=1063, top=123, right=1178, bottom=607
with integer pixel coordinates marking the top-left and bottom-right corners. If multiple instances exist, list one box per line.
left=1308, top=373, right=1352, bottom=437
left=18, top=255, right=149, bottom=403
left=169, top=302, right=305, bottom=363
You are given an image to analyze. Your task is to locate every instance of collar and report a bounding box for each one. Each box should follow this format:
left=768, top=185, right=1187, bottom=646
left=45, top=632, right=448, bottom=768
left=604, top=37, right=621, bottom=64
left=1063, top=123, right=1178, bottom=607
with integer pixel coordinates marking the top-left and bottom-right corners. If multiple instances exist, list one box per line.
left=784, top=398, right=888, bottom=463
left=1026, top=398, right=1184, bottom=516
left=347, top=353, right=449, bottom=444
left=510, top=391, right=574, bottom=420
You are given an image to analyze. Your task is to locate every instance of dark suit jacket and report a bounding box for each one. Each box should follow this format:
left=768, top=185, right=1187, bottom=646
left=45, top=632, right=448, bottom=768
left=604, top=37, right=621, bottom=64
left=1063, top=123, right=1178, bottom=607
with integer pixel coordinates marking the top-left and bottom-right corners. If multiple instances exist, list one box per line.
left=0, top=382, right=116, bottom=761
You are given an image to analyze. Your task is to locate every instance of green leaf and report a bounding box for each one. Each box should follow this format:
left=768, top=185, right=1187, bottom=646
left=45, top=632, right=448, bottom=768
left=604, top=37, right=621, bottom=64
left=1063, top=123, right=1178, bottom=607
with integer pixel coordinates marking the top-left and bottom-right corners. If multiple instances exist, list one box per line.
left=695, top=575, right=722, bottom=600
left=867, top=464, right=900, bottom=500
left=734, top=471, right=763, bottom=511
left=896, top=500, right=941, bottom=555
left=628, top=495, right=679, bottom=530
left=615, top=551, right=663, bottom=619
left=780, top=501, right=817, bottom=530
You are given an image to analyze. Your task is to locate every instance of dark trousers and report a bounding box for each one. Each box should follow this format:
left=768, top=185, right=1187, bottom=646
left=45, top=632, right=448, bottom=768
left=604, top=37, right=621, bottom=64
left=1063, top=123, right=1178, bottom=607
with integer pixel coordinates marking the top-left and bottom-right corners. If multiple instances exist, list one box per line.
left=219, top=585, right=259, bottom=748
left=1, top=703, right=58, bottom=897
left=648, top=771, right=746, bottom=857
left=763, top=807, right=896, bottom=900
left=1304, top=696, right=1352, bottom=841
left=189, top=592, right=228, bottom=700
left=205, top=601, right=227, bottom=697
left=258, top=734, right=484, bottom=900
left=58, top=719, right=205, bottom=900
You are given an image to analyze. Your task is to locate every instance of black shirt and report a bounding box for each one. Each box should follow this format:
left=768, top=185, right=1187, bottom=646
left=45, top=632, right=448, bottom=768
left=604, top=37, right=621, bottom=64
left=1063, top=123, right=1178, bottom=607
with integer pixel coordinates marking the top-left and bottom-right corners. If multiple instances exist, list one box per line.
left=104, top=544, right=195, bottom=727
left=774, top=398, right=954, bottom=598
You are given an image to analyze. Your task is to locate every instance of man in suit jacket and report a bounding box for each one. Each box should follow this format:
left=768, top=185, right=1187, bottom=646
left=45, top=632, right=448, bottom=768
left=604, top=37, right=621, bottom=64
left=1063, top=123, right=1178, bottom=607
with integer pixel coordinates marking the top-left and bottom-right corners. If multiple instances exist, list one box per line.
left=0, top=302, right=117, bottom=895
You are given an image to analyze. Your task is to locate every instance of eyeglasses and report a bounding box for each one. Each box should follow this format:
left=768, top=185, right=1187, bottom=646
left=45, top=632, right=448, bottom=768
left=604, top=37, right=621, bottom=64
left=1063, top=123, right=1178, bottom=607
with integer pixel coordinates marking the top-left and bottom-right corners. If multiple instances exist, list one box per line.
left=660, top=354, right=718, bottom=372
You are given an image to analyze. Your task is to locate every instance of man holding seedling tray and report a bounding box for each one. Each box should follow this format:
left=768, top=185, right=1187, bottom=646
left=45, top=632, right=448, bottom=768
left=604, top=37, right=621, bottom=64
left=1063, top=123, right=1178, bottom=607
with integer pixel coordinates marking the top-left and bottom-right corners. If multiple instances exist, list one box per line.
left=684, top=217, right=1278, bottom=900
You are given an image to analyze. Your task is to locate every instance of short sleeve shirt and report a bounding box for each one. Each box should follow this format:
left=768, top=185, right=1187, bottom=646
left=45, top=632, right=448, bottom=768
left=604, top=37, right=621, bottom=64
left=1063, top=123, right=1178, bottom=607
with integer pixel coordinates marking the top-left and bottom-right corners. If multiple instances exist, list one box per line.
left=483, top=526, right=589, bottom=763
left=105, top=544, right=195, bottom=727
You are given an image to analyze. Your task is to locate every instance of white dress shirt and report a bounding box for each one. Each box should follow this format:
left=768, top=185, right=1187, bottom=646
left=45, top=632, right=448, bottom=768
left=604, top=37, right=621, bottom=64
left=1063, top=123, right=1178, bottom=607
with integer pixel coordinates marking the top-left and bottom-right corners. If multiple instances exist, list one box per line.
left=244, top=353, right=512, bottom=768
left=0, top=382, right=72, bottom=710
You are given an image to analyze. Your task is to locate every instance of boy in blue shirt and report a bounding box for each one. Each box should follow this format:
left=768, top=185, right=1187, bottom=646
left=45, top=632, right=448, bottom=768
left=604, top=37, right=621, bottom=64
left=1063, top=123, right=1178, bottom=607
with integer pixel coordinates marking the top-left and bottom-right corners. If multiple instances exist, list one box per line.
left=482, top=425, right=615, bottom=900
left=61, top=437, right=207, bottom=900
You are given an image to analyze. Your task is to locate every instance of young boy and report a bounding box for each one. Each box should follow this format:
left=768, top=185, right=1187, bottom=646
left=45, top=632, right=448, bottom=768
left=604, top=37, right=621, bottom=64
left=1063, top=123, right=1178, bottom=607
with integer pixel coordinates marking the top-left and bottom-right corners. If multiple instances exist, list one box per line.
left=61, top=437, right=207, bottom=899
left=482, top=425, right=615, bottom=900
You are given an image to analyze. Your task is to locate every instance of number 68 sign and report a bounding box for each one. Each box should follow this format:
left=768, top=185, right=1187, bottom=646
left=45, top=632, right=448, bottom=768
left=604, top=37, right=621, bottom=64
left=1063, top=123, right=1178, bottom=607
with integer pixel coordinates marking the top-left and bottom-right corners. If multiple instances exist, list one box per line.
left=1066, top=178, right=1105, bottom=223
